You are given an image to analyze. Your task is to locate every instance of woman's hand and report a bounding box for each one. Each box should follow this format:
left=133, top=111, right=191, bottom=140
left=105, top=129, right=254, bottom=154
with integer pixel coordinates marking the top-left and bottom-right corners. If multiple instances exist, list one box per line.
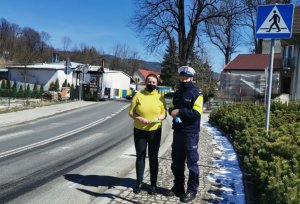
left=157, top=114, right=166, bottom=120
left=136, top=116, right=149, bottom=124
left=170, top=109, right=179, bottom=118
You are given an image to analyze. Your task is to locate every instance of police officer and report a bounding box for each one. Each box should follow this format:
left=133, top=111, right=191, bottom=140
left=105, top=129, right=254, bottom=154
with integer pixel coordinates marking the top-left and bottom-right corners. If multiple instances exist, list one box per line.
left=166, top=66, right=203, bottom=203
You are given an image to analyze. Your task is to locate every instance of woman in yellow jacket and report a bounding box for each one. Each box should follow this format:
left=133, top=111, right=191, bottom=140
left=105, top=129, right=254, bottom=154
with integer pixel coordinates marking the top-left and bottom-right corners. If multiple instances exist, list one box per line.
left=129, top=74, right=166, bottom=195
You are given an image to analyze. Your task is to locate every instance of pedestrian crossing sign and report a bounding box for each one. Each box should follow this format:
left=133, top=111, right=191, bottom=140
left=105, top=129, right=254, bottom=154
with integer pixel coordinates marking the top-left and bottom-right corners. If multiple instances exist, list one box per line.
left=256, top=4, right=294, bottom=39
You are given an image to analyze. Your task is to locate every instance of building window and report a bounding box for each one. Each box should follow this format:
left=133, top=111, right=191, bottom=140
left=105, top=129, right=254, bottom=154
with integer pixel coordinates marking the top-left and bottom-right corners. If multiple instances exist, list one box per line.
left=282, top=45, right=294, bottom=68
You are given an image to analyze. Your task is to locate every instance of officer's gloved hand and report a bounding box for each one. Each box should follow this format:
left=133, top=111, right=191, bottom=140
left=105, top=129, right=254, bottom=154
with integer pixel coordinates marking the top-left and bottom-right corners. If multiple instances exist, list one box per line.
left=175, top=116, right=182, bottom=123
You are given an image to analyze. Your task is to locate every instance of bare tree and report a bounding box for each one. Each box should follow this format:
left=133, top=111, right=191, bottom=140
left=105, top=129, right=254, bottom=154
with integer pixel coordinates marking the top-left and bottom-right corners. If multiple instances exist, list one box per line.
left=39, top=31, right=51, bottom=61
left=241, top=0, right=267, bottom=53
left=0, top=18, right=21, bottom=60
left=131, top=0, right=231, bottom=65
left=110, top=43, right=142, bottom=75
left=62, top=36, right=72, bottom=51
left=14, top=27, right=41, bottom=64
left=70, top=44, right=102, bottom=65
left=13, top=27, right=42, bottom=102
left=205, top=0, right=244, bottom=64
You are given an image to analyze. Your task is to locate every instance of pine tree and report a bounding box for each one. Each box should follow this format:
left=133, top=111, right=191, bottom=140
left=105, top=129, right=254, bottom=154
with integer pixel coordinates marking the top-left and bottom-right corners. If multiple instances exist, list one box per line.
left=11, top=81, right=17, bottom=98
left=49, top=81, right=55, bottom=91
left=160, top=38, right=179, bottom=88
left=62, top=79, right=67, bottom=87
left=17, top=85, right=24, bottom=98
left=0, top=80, right=6, bottom=97
left=25, top=84, right=31, bottom=98
left=189, top=49, right=217, bottom=102
left=54, top=79, right=60, bottom=92
left=39, top=84, right=44, bottom=97
left=32, top=83, right=38, bottom=98
left=6, top=80, right=11, bottom=98
left=70, top=84, right=75, bottom=100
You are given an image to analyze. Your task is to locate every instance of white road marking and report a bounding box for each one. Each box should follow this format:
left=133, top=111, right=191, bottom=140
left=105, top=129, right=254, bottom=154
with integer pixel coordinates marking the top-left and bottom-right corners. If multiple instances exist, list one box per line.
left=0, top=104, right=130, bottom=159
left=0, top=130, right=34, bottom=142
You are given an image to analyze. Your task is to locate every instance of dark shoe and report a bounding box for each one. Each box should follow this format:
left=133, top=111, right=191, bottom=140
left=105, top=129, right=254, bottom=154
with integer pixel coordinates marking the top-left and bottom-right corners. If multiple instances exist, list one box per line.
left=165, top=189, right=175, bottom=197
left=165, top=187, right=185, bottom=197
left=133, top=183, right=141, bottom=194
left=180, top=191, right=197, bottom=203
left=148, top=186, right=157, bottom=195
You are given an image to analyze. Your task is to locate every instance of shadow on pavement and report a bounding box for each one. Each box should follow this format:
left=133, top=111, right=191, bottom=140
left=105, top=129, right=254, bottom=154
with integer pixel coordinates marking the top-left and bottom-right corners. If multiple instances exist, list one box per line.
left=77, top=189, right=140, bottom=204
left=64, top=174, right=135, bottom=189
left=64, top=174, right=171, bottom=198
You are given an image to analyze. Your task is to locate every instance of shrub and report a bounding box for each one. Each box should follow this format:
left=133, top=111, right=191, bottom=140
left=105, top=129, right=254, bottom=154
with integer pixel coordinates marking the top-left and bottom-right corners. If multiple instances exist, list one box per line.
left=209, top=102, right=300, bottom=203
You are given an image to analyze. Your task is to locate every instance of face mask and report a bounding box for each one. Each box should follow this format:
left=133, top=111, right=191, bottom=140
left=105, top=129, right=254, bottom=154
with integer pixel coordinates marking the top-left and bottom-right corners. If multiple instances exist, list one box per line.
left=180, top=81, right=192, bottom=89
left=146, top=84, right=156, bottom=92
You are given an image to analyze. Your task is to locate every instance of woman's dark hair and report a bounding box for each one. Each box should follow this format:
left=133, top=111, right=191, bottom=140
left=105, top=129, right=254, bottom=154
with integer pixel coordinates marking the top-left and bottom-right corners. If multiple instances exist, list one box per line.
left=145, top=74, right=158, bottom=82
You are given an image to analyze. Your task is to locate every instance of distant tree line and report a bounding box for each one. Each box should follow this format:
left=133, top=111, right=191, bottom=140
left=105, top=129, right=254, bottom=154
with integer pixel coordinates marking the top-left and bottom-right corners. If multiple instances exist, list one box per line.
left=0, top=18, right=144, bottom=76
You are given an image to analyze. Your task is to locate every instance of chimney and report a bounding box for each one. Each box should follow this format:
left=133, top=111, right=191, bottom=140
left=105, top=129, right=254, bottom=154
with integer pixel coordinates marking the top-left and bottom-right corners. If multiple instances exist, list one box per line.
left=52, top=52, right=59, bottom=63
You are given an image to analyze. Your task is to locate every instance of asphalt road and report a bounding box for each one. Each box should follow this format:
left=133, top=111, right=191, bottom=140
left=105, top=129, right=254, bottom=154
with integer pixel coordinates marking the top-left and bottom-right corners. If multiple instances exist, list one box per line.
left=0, top=101, right=138, bottom=203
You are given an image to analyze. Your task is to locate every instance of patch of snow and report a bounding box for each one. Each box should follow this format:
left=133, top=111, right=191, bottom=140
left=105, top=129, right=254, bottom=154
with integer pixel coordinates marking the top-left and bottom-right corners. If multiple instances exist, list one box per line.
left=201, top=121, right=246, bottom=204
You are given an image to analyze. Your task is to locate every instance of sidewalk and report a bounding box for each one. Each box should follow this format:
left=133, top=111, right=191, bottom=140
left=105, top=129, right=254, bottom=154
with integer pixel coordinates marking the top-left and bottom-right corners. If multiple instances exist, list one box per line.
left=94, top=113, right=245, bottom=204
left=0, top=100, right=99, bottom=128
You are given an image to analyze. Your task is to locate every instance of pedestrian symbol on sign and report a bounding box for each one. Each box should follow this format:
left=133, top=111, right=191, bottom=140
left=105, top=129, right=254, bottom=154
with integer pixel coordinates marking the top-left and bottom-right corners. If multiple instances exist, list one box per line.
left=257, top=6, right=289, bottom=34
left=267, top=10, right=281, bottom=32
left=256, top=4, right=294, bottom=39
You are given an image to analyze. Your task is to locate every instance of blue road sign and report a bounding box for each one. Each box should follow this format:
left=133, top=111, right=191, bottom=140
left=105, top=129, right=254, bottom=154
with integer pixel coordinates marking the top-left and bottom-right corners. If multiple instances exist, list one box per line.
left=256, top=4, right=294, bottom=39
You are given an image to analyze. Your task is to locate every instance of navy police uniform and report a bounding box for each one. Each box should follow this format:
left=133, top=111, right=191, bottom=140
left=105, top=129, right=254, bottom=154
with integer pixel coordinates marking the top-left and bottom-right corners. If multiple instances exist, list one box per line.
left=168, top=66, right=203, bottom=195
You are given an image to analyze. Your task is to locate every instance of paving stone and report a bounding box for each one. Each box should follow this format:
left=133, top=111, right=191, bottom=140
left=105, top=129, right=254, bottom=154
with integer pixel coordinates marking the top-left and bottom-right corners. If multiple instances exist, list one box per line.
left=102, top=117, right=242, bottom=204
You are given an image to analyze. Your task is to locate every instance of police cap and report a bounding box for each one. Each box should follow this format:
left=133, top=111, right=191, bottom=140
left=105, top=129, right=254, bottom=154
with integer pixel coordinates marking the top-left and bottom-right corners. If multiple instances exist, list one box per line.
left=178, top=66, right=196, bottom=77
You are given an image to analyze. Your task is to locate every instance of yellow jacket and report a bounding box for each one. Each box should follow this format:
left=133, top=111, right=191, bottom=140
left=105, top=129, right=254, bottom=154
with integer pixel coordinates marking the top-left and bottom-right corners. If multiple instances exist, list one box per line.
left=129, top=89, right=166, bottom=131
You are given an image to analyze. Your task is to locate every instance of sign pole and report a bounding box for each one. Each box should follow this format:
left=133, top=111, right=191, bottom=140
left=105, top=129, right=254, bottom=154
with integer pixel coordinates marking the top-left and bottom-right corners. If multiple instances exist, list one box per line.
left=256, top=4, right=294, bottom=131
left=265, top=39, right=275, bottom=131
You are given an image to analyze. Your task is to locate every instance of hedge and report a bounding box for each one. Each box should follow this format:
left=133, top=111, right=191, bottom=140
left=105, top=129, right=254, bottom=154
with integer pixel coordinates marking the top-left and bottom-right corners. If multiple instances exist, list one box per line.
left=209, top=102, right=300, bottom=204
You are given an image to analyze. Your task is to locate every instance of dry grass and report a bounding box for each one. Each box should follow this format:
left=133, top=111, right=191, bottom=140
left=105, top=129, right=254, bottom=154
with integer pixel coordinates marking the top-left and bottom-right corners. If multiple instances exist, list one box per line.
left=0, top=99, right=72, bottom=114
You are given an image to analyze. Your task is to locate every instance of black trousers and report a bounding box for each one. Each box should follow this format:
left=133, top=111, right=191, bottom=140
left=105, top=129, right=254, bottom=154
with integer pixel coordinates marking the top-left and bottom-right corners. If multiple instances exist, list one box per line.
left=134, top=127, right=161, bottom=186
left=171, top=130, right=200, bottom=193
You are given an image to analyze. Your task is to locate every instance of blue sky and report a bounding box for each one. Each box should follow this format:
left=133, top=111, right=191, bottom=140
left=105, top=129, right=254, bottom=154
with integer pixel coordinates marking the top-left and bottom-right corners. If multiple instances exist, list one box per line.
left=0, top=0, right=228, bottom=72
left=3, top=0, right=298, bottom=72
left=0, top=1, right=161, bottom=59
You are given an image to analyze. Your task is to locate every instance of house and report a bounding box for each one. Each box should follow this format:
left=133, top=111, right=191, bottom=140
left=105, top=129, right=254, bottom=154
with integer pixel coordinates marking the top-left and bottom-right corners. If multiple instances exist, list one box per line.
left=6, top=61, right=83, bottom=90
left=281, top=5, right=300, bottom=101
left=220, top=53, right=282, bottom=101
left=221, top=5, right=300, bottom=102
left=132, top=68, right=173, bottom=95
left=79, top=65, right=132, bottom=100
left=133, top=69, right=160, bottom=89
left=6, top=59, right=134, bottom=100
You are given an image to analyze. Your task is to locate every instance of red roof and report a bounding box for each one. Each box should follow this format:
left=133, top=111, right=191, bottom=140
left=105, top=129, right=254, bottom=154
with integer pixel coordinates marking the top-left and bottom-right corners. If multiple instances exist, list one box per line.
left=138, top=69, right=160, bottom=79
left=223, top=53, right=282, bottom=71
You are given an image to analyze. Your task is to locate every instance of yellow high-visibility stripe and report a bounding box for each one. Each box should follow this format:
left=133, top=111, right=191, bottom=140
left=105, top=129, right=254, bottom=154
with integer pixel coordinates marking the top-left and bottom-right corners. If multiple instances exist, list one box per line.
left=193, top=95, right=203, bottom=115
left=169, top=101, right=174, bottom=108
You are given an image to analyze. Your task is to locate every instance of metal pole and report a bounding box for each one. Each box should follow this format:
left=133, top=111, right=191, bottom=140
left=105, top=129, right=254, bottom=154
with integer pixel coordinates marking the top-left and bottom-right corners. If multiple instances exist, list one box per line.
left=265, top=39, right=275, bottom=131
left=8, top=70, right=11, bottom=108
left=79, top=67, right=83, bottom=101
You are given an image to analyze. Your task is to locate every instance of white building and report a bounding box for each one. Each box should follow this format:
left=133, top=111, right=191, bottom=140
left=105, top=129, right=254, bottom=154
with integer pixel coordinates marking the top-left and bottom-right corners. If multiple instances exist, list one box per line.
left=7, top=61, right=133, bottom=100
left=220, top=53, right=282, bottom=101
left=85, top=66, right=132, bottom=99
left=7, top=61, right=83, bottom=90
